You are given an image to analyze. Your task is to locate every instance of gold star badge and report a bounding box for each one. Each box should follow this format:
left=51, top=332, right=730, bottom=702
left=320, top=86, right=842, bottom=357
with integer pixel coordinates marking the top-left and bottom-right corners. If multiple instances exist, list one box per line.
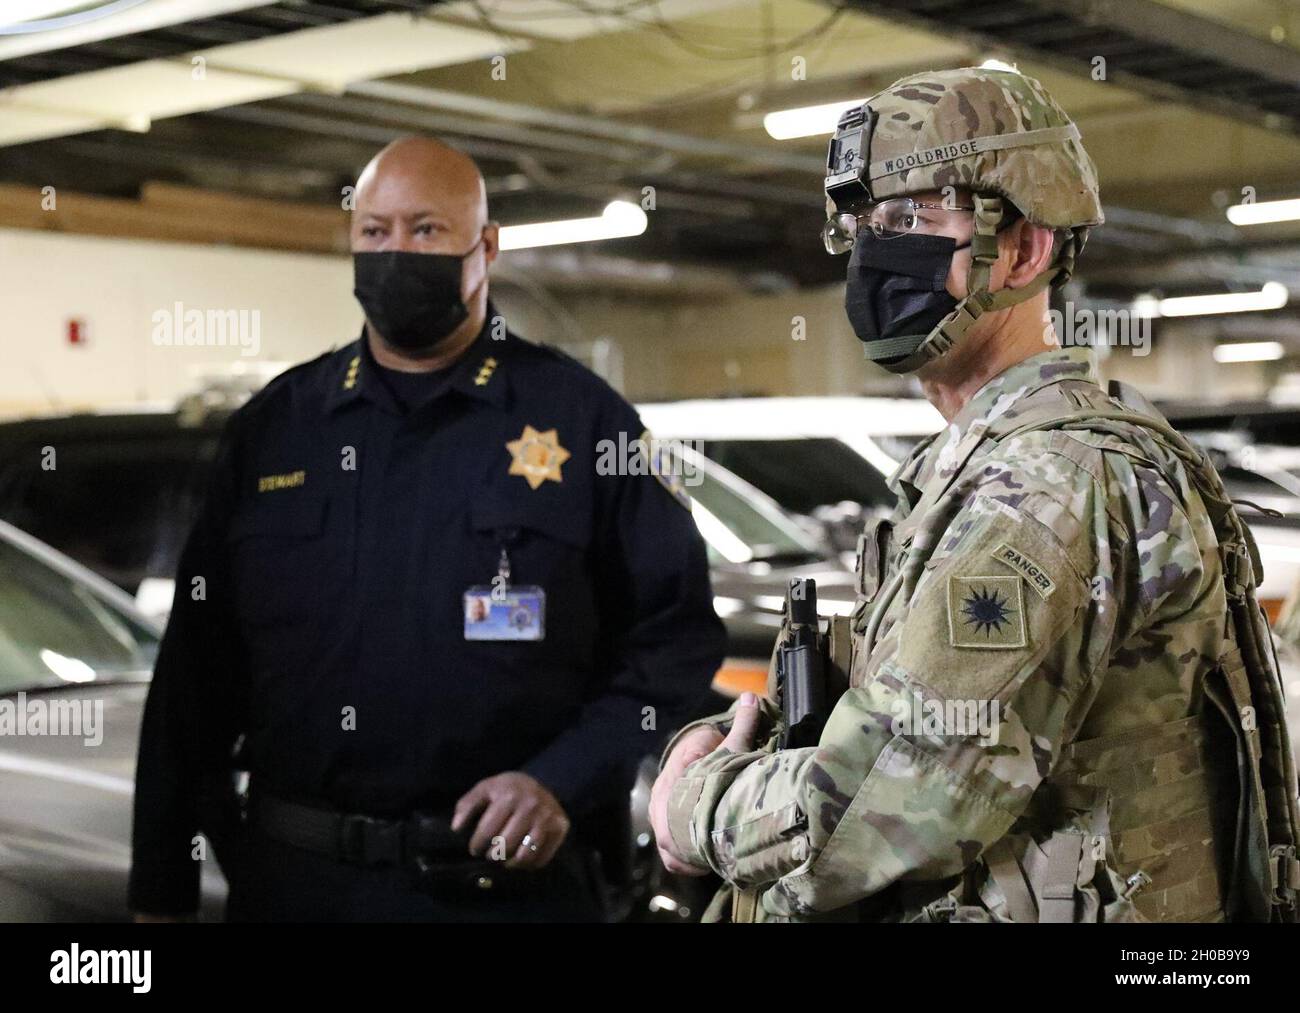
left=506, top=425, right=570, bottom=490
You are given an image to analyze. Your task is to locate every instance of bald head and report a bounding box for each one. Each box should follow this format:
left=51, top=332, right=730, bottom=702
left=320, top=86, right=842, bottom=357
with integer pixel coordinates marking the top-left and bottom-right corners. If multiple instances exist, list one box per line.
left=350, top=137, right=500, bottom=367
left=351, top=136, right=490, bottom=254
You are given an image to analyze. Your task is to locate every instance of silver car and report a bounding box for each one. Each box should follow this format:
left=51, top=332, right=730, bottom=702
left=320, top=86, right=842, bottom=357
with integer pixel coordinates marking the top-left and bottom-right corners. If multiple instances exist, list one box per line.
left=0, top=519, right=226, bottom=921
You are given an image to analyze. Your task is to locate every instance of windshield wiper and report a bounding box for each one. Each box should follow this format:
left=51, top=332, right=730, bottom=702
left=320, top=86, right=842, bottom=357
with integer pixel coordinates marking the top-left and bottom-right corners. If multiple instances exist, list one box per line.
left=748, top=550, right=822, bottom=566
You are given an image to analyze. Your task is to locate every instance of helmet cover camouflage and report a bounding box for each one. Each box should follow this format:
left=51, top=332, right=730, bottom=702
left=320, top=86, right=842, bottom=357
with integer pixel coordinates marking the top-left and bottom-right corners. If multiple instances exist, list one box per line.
left=860, top=66, right=1102, bottom=229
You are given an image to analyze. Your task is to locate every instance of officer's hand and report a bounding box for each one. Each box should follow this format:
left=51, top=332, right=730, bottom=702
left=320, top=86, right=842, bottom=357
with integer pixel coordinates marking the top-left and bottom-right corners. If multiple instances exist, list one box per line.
left=649, top=693, right=763, bottom=876
left=452, top=771, right=570, bottom=870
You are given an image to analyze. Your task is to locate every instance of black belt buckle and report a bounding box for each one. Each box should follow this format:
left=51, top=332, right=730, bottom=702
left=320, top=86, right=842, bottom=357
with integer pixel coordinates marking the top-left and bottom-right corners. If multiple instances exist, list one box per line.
left=338, top=813, right=400, bottom=866
left=406, top=811, right=465, bottom=861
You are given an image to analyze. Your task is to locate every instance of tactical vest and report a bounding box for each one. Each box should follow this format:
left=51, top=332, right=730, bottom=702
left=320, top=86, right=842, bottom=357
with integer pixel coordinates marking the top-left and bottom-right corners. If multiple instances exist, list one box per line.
left=736, top=373, right=1300, bottom=923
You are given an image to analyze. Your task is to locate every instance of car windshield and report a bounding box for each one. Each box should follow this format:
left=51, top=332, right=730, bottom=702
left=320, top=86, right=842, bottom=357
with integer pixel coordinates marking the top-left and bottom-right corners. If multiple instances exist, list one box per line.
left=687, top=462, right=823, bottom=567
left=0, top=430, right=215, bottom=594
left=0, top=535, right=160, bottom=695
left=703, top=437, right=896, bottom=515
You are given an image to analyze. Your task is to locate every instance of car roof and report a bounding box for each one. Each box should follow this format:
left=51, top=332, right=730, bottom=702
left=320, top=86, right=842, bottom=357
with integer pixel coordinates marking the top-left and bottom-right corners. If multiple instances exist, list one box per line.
left=0, top=409, right=228, bottom=442
left=635, top=396, right=945, bottom=440
left=0, top=518, right=162, bottom=635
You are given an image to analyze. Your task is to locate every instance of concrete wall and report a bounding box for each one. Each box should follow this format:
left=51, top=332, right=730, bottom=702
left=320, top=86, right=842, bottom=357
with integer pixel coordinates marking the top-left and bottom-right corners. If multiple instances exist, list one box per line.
left=1, top=227, right=357, bottom=417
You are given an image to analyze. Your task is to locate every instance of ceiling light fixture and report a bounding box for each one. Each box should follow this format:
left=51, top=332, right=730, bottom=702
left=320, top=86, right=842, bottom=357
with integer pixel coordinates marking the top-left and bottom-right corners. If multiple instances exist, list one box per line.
left=763, top=98, right=863, bottom=141
left=1132, top=281, right=1289, bottom=318
left=498, top=200, right=647, bottom=251
left=1213, top=341, right=1285, bottom=363
left=0, top=1, right=150, bottom=34
left=1226, top=197, right=1300, bottom=226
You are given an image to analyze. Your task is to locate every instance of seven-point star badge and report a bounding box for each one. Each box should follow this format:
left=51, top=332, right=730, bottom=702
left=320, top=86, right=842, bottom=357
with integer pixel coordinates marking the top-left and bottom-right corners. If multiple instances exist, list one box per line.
left=506, top=425, right=570, bottom=490
left=946, top=574, right=1026, bottom=649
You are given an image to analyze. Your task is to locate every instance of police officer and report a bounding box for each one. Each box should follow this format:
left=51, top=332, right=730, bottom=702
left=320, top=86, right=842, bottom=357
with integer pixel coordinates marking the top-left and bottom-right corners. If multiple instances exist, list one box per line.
left=129, top=137, right=726, bottom=922
left=651, top=67, right=1300, bottom=922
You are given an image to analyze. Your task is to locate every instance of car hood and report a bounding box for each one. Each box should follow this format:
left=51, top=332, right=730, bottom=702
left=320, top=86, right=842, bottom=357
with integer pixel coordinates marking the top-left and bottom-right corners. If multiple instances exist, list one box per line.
left=0, top=682, right=225, bottom=921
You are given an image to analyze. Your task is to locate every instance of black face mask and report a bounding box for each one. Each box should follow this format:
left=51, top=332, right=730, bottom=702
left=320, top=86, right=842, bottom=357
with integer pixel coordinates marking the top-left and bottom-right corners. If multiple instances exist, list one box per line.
left=844, top=230, right=968, bottom=368
left=352, top=238, right=483, bottom=352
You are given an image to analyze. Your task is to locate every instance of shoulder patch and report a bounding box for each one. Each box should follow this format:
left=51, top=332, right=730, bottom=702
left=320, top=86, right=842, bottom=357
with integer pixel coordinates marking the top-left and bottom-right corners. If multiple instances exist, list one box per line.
left=947, top=575, right=1026, bottom=649
left=640, top=429, right=693, bottom=510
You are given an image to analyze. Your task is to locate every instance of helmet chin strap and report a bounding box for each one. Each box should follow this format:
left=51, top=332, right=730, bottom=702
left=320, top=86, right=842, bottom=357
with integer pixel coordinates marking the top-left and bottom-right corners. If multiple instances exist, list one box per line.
left=867, top=195, right=1072, bottom=375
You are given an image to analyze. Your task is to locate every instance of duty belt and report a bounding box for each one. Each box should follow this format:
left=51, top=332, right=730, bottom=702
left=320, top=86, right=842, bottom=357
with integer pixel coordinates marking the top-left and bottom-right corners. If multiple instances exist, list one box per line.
left=254, top=794, right=467, bottom=868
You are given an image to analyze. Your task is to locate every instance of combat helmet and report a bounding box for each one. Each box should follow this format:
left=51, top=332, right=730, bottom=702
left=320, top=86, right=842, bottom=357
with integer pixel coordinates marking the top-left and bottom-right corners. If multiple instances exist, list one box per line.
left=823, top=66, right=1103, bottom=373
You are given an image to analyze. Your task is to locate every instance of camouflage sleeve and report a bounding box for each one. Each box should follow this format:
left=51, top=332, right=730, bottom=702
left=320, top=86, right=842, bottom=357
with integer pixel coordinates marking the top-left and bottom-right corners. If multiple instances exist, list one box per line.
left=665, top=431, right=1207, bottom=917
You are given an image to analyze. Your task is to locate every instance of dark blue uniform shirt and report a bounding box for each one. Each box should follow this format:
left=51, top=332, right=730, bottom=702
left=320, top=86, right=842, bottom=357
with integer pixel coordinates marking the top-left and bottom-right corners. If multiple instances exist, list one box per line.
left=129, top=314, right=725, bottom=914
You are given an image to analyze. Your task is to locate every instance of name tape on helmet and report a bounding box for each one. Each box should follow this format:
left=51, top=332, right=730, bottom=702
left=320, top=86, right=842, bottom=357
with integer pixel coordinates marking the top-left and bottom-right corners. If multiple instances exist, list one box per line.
left=868, top=124, right=1081, bottom=182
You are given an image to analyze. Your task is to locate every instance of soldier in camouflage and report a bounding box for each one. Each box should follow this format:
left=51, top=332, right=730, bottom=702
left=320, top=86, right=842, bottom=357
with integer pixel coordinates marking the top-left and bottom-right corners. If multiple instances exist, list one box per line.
left=649, top=66, right=1289, bottom=923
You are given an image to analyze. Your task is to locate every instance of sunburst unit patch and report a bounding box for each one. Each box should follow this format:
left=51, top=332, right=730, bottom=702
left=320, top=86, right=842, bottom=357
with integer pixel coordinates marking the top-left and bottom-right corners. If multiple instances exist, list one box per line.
left=947, top=574, right=1026, bottom=649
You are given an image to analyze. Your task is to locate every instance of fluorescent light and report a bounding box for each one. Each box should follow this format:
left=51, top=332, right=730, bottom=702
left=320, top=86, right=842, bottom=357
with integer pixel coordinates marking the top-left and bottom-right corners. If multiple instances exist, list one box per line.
left=0, top=2, right=276, bottom=59
left=0, top=1, right=149, bottom=33
left=1226, top=197, right=1300, bottom=226
left=763, top=98, right=863, bottom=140
left=1, top=2, right=90, bottom=29
left=498, top=200, right=647, bottom=251
left=1213, top=341, right=1285, bottom=363
left=980, top=58, right=1020, bottom=73
left=1132, top=282, right=1289, bottom=318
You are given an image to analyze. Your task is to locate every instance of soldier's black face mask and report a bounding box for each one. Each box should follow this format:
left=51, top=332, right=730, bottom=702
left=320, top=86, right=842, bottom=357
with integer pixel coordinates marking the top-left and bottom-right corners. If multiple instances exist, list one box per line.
left=353, top=237, right=483, bottom=352
left=843, top=230, right=969, bottom=367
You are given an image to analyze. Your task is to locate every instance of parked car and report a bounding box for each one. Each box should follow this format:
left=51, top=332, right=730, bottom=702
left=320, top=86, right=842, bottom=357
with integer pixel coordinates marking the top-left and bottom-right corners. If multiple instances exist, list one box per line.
left=639, top=395, right=944, bottom=560
left=0, top=518, right=227, bottom=921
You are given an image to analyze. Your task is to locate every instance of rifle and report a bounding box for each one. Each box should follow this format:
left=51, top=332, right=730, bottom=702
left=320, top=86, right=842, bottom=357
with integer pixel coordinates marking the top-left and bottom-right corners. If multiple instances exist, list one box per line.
left=777, top=577, right=831, bottom=749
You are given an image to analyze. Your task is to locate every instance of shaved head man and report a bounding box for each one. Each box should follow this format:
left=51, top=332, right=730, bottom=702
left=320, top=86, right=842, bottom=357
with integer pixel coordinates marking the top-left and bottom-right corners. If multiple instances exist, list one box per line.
left=351, top=138, right=499, bottom=371
left=130, top=136, right=725, bottom=923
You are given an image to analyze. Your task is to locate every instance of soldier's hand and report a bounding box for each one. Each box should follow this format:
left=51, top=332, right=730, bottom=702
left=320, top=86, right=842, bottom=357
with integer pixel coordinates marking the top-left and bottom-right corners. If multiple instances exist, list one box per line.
left=719, top=692, right=762, bottom=753
left=452, top=771, right=570, bottom=870
left=650, top=693, right=763, bottom=876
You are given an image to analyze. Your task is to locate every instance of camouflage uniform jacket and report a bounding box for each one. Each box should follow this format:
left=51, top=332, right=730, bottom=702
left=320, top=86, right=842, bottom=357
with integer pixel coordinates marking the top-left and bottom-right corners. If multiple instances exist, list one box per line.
left=665, top=349, right=1228, bottom=921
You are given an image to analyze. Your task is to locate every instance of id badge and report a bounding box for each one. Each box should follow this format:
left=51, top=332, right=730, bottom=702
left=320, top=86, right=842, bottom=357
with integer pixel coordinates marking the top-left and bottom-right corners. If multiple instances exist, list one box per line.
left=463, top=585, right=546, bottom=641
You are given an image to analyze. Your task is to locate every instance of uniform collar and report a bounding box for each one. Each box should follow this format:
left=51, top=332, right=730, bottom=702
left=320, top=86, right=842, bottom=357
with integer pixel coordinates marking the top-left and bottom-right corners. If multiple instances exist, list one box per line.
left=889, top=349, right=1091, bottom=504
left=948, top=349, right=1091, bottom=437
left=324, top=307, right=512, bottom=415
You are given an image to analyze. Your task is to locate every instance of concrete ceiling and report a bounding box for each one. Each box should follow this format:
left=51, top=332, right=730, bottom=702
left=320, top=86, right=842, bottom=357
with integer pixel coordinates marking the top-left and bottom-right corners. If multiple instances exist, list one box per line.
left=0, top=0, right=1298, bottom=310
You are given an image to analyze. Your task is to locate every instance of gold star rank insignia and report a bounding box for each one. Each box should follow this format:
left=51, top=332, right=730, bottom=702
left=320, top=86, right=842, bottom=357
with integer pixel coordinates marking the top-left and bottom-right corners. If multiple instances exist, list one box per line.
left=506, top=425, right=570, bottom=489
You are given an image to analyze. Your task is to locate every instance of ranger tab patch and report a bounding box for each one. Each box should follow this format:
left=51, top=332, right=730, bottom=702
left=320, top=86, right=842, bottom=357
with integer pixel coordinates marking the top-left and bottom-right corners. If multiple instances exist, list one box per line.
left=947, top=574, right=1026, bottom=649
left=992, top=541, right=1056, bottom=599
